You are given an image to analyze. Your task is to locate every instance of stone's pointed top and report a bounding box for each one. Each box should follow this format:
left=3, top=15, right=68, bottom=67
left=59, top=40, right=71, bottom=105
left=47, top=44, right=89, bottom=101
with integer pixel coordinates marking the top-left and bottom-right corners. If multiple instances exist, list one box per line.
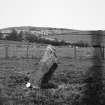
left=40, top=45, right=57, bottom=63
left=47, top=45, right=56, bottom=52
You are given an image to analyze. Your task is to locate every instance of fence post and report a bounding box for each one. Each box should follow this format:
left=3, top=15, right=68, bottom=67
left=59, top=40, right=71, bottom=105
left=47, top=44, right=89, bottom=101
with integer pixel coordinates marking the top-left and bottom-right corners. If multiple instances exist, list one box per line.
left=26, top=44, right=29, bottom=58
left=98, top=46, right=104, bottom=60
left=102, top=46, right=104, bottom=60
left=15, top=46, right=17, bottom=57
left=74, top=46, right=77, bottom=59
left=5, top=45, right=9, bottom=59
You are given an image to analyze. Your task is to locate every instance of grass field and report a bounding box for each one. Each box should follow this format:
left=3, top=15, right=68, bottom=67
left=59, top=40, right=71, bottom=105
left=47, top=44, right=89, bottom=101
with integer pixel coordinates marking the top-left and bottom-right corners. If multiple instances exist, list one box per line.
left=44, top=34, right=92, bottom=43
left=0, top=56, right=93, bottom=105
left=0, top=40, right=104, bottom=105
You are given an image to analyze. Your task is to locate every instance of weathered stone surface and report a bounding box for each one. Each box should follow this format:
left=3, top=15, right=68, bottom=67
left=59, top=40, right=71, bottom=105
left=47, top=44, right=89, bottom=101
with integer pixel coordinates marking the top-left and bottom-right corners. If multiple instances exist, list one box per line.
left=30, top=45, right=58, bottom=88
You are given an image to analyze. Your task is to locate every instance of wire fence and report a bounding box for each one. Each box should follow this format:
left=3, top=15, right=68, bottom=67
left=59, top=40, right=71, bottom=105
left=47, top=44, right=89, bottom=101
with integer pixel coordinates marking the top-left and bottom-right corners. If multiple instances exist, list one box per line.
left=0, top=41, right=44, bottom=59
left=0, top=41, right=104, bottom=60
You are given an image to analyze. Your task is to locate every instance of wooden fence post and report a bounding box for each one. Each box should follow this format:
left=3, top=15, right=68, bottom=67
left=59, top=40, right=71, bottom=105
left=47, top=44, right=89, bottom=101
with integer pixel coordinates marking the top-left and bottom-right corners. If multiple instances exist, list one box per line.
left=15, top=46, right=17, bottom=57
left=102, top=46, right=104, bottom=60
left=74, top=46, right=77, bottom=59
left=5, top=45, right=9, bottom=59
left=26, top=44, right=29, bottom=58
left=98, top=46, right=104, bottom=60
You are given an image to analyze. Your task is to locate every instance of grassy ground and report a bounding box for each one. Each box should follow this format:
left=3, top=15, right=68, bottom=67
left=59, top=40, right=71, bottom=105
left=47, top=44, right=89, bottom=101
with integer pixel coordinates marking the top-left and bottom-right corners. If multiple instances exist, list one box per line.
left=0, top=41, right=103, bottom=105
left=0, top=55, right=93, bottom=105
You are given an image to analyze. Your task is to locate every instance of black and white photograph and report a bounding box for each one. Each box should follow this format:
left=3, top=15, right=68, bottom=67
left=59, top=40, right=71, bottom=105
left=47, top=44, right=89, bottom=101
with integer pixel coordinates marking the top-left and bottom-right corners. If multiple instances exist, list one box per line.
left=0, top=0, right=105, bottom=105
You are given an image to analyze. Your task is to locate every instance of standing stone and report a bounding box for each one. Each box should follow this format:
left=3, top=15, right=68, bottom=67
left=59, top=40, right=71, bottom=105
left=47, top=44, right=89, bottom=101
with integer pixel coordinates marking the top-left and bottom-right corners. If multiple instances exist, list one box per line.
left=30, top=45, right=58, bottom=89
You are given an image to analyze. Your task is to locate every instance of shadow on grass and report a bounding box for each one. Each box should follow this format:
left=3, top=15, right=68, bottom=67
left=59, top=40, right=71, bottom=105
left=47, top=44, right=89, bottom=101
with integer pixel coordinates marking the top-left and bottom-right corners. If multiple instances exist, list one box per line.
left=80, top=31, right=105, bottom=105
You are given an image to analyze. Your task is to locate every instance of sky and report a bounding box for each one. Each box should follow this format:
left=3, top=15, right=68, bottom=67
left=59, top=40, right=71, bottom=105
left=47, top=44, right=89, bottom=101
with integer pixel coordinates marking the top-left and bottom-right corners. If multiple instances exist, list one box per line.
left=0, top=0, right=105, bottom=30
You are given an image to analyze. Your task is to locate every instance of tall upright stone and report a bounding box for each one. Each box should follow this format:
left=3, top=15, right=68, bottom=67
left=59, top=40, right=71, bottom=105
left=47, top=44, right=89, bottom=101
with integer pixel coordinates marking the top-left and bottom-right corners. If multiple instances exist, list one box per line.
left=30, top=45, right=58, bottom=89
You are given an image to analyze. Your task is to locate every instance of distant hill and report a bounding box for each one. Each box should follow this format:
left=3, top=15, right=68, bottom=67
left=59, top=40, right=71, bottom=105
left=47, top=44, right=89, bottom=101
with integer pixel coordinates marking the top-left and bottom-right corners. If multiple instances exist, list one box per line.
left=0, top=26, right=95, bottom=36
left=0, top=26, right=105, bottom=46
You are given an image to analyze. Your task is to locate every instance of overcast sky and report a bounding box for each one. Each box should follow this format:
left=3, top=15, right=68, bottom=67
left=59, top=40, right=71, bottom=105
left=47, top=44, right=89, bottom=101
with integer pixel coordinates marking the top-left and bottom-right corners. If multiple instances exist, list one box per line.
left=0, top=0, right=105, bottom=30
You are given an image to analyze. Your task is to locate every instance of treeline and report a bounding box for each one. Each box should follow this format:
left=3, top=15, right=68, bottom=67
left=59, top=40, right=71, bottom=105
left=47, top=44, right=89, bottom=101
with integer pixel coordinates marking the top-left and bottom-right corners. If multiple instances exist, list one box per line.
left=6, top=30, right=23, bottom=41
left=25, top=34, right=69, bottom=46
left=0, top=29, right=23, bottom=41
left=0, top=29, right=69, bottom=46
left=1, top=29, right=100, bottom=47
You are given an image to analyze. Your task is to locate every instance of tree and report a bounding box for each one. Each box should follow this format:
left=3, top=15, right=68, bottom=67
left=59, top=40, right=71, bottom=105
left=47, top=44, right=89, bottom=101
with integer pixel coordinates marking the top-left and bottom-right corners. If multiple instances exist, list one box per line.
left=6, top=29, right=18, bottom=41
left=0, top=33, right=3, bottom=39
left=6, top=29, right=23, bottom=41
left=25, top=34, right=38, bottom=42
left=18, top=31, right=23, bottom=41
